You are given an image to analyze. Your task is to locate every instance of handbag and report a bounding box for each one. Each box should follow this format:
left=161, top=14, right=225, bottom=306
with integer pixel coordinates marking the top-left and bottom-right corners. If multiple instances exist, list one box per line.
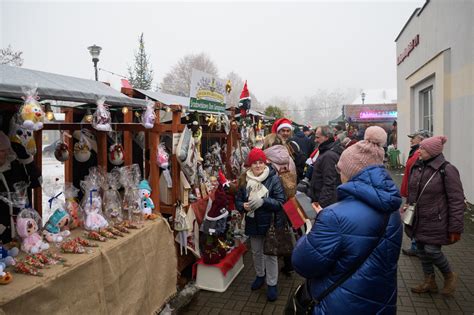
left=402, top=170, right=439, bottom=226
left=284, top=213, right=390, bottom=315
left=263, top=213, right=294, bottom=256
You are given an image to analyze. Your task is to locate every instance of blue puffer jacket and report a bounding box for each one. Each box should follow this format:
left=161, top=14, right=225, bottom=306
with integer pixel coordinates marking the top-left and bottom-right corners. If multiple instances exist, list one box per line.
left=235, top=166, right=286, bottom=236
left=292, top=165, right=402, bottom=315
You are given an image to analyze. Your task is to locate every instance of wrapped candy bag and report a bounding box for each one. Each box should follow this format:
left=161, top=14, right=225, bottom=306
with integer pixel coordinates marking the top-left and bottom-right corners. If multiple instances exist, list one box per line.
left=103, top=168, right=123, bottom=225
left=43, top=179, right=71, bottom=243
left=157, top=143, right=172, bottom=188
left=142, top=99, right=156, bottom=129
left=119, top=165, right=142, bottom=228
left=19, top=86, right=44, bottom=131
left=64, top=183, right=83, bottom=229
left=81, top=168, right=109, bottom=231
left=16, top=208, right=50, bottom=254
left=92, top=97, right=112, bottom=131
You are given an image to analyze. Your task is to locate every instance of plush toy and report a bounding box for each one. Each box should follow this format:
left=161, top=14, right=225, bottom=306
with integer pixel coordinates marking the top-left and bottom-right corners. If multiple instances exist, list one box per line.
left=9, top=118, right=37, bottom=156
left=92, top=98, right=112, bottom=132
left=0, top=262, right=13, bottom=284
left=19, top=87, right=44, bottom=131
left=109, top=143, right=124, bottom=166
left=16, top=217, right=50, bottom=254
left=43, top=209, right=71, bottom=243
left=84, top=194, right=109, bottom=231
left=138, top=180, right=157, bottom=220
left=142, top=100, right=156, bottom=129
left=0, top=246, right=19, bottom=267
left=64, top=183, right=83, bottom=229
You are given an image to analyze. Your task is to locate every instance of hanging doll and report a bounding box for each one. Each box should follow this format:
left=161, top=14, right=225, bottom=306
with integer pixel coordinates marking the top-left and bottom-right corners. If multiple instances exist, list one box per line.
left=138, top=180, right=157, bottom=220
left=64, top=183, right=83, bottom=229
left=157, top=143, right=172, bottom=188
left=16, top=210, right=50, bottom=254
left=92, top=97, right=112, bottom=131
left=43, top=209, right=71, bottom=243
left=142, top=100, right=156, bottom=129
left=19, top=86, right=45, bottom=131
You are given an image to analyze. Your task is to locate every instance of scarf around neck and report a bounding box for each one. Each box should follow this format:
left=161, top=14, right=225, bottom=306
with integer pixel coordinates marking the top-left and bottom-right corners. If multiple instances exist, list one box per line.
left=246, top=166, right=270, bottom=201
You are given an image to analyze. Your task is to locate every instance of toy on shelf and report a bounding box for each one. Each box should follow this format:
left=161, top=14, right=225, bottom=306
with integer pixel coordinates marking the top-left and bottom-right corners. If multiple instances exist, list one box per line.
left=19, top=86, right=44, bottom=131
left=92, top=97, right=112, bottom=131
left=16, top=208, right=50, bottom=254
left=138, top=179, right=157, bottom=220
left=64, top=183, right=83, bottom=229
left=103, top=169, right=123, bottom=224
left=43, top=180, right=71, bottom=243
left=9, top=116, right=37, bottom=156
left=0, top=245, right=19, bottom=267
left=81, top=168, right=109, bottom=231
left=142, top=99, right=156, bottom=129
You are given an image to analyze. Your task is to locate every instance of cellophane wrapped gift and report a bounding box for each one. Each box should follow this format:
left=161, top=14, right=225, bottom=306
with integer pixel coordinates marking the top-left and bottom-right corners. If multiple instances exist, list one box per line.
left=92, top=97, right=112, bottom=131
left=64, top=183, right=83, bottom=229
left=81, top=167, right=109, bottom=231
left=19, top=86, right=44, bottom=131
left=103, top=168, right=123, bottom=225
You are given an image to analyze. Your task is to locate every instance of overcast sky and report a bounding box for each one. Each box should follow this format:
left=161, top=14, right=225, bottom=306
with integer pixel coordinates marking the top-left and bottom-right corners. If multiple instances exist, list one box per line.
left=1, top=0, right=424, bottom=104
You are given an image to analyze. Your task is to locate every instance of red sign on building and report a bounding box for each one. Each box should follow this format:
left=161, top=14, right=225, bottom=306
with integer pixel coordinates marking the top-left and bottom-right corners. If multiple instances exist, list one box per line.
left=397, top=34, right=420, bottom=65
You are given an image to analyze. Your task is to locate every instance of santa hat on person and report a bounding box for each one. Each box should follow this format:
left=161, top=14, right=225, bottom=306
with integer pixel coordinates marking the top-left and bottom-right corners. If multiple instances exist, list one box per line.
left=218, top=170, right=230, bottom=190
left=239, top=81, right=251, bottom=117
left=271, top=118, right=294, bottom=134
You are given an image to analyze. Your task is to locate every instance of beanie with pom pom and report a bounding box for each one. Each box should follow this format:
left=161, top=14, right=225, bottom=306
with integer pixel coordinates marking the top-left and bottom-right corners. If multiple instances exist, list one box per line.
left=420, top=136, right=447, bottom=157
left=337, top=126, right=387, bottom=180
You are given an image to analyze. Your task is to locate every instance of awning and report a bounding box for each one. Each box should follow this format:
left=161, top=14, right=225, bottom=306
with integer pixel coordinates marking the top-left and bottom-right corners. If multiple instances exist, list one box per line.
left=135, top=89, right=190, bottom=107
left=0, top=65, right=148, bottom=108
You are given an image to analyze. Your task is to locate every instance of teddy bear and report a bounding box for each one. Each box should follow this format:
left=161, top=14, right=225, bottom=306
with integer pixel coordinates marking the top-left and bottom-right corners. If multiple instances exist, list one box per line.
left=43, top=208, right=71, bottom=243
left=16, top=217, right=50, bottom=254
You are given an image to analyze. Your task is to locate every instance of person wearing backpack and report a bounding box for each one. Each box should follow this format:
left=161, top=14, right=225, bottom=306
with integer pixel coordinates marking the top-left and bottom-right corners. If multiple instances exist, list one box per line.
left=404, top=136, right=465, bottom=296
left=291, top=126, right=402, bottom=314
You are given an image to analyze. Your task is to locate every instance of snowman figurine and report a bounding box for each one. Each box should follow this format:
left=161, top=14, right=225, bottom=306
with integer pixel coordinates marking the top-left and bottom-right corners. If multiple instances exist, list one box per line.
left=138, top=180, right=157, bottom=220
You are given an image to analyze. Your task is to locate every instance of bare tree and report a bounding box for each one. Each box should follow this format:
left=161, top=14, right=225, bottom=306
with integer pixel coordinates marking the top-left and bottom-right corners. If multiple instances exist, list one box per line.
left=225, top=71, right=261, bottom=109
left=263, top=96, right=305, bottom=123
left=0, top=45, right=24, bottom=66
left=160, top=53, right=218, bottom=96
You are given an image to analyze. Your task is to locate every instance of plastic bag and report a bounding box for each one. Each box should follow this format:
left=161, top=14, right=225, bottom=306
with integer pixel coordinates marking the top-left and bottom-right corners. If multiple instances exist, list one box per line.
left=64, top=183, right=83, bottom=229
left=42, top=179, right=71, bottom=243
left=19, top=86, right=44, bottom=131
left=103, top=168, right=123, bottom=224
left=81, top=167, right=109, bottom=231
left=92, top=97, right=112, bottom=131
left=142, top=99, right=156, bottom=129
left=119, top=165, right=143, bottom=228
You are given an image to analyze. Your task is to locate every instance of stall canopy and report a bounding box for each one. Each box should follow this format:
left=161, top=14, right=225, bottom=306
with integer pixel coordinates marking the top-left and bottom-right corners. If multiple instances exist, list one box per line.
left=0, top=65, right=148, bottom=108
left=135, top=88, right=190, bottom=107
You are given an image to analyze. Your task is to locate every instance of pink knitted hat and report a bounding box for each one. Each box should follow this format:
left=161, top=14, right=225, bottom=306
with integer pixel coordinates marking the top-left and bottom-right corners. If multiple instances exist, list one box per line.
left=337, top=126, right=387, bottom=180
left=420, top=136, right=447, bottom=157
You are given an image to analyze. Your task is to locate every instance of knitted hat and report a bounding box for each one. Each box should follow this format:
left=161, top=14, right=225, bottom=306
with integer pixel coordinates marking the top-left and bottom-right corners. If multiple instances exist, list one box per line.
left=271, top=118, right=294, bottom=134
left=419, top=136, right=447, bottom=157
left=0, top=131, right=11, bottom=151
left=138, top=179, right=151, bottom=192
left=337, top=126, right=387, bottom=180
left=246, top=148, right=267, bottom=166
left=45, top=209, right=68, bottom=234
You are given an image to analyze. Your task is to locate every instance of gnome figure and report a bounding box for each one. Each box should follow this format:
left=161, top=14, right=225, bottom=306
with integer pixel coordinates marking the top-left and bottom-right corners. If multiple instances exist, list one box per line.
left=238, top=80, right=251, bottom=118
left=138, top=180, right=157, bottom=220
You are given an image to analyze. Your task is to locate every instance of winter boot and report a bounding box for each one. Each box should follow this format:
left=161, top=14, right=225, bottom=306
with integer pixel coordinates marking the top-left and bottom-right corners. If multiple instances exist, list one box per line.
left=411, top=274, right=438, bottom=293
left=441, top=272, right=458, bottom=296
left=251, top=276, right=265, bottom=290
left=267, top=285, right=278, bottom=302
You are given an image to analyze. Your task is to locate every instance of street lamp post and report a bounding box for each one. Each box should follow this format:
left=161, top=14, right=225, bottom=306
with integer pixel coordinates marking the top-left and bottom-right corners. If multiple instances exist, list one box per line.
left=87, top=44, right=102, bottom=81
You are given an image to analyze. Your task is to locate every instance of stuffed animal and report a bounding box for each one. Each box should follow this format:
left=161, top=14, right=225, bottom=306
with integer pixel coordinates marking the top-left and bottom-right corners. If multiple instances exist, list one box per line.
left=0, top=246, right=19, bottom=267
left=9, top=118, right=37, bottom=156
left=142, top=100, right=156, bottom=129
left=92, top=98, right=112, bottom=131
left=84, top=196, right=109, bottom=231
left=138, top=180, right=157, bottom=220
left=20, top=88, right=44, bottom=131
left=16, top=217, right=50, bottom=254
left=43, top=209, right=71, bottom=243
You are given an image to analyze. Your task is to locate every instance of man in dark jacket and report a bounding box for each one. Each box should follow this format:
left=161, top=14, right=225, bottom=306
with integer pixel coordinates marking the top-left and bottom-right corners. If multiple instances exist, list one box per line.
left=290, top=128, right=314, bottom=181
left=308, top=125, right=342, bottom=207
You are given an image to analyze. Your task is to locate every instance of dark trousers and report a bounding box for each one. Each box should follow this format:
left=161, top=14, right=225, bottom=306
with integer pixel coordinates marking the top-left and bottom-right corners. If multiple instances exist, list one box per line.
left=417, top=243, right=452, bottom=275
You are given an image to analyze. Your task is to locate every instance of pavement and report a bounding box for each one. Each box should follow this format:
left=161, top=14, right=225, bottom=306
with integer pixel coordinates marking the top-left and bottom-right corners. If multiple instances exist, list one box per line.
left=179, top=168, right=474, bottom=315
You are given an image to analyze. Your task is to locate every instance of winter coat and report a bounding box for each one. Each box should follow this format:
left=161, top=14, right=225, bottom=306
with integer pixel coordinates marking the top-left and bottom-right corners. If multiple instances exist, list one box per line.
left=292, top=165, right=403, bottom=315
left=308, top=139, right=343, bottom=207
left=235, top=166, right=286, bottom=236
left=405, top=154, right=465, bottom=245
left=400, top=144, right=420, bottom=198
left=264, top=145, right=297, bottom=175
left=291, top=130, right=314, bottom=158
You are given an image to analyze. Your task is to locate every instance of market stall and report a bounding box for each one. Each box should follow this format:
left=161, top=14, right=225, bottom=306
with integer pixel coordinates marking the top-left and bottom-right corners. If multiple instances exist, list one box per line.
left=0, top=65, right=177, bottom=313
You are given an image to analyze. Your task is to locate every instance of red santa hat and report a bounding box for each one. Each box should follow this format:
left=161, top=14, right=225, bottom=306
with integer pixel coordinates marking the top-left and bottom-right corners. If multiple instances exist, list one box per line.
left=271, top=118, right=294, bottom=134
left=239, top=81, right=250, bottom=103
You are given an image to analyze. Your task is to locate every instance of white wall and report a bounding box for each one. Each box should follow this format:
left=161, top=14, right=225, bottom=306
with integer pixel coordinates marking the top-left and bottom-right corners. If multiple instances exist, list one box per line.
left=396, top=0, right=474, bottom=201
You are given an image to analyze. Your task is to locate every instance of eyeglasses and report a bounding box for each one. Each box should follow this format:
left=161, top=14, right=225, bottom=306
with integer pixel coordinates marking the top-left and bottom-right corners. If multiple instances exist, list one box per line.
left=335, top=164, right=341, bottom=174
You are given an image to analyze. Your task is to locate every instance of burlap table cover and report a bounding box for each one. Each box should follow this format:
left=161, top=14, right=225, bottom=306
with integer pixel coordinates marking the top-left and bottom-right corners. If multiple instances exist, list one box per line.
left=0, top=218, right=177, bottom=315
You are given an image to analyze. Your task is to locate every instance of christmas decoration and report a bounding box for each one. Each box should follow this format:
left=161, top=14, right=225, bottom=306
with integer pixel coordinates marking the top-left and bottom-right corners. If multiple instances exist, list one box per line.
left=138, top=179, right=157, bottom=220
left=108, top=143, right=124, bottom=166
left=142, top=99, right=156, bottom=129
left=92, top=97, right=112, bottom=131
left=16, top=209, right=50, bottom=254
left=238, top=81, right=251, bottom=118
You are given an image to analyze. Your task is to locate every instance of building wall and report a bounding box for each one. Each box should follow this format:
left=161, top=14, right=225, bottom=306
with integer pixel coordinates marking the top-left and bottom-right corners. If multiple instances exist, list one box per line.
left=396, top=0, right=474, bottom=201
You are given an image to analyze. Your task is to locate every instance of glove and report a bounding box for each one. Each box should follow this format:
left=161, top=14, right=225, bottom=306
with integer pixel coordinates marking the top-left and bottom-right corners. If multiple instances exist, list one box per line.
left=297, top=178, right=310, bottom=193
left=248, top=197, right=264, bottom=211
left=449, top=233, right=461, bottom=243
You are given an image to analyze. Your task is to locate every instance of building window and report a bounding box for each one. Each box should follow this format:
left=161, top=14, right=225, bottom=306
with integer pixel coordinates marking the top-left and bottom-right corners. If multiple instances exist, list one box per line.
left=420, top=87, right=433, bottom=133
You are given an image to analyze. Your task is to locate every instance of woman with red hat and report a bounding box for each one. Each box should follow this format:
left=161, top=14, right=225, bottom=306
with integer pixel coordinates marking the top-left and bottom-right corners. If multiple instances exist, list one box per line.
left=235, top=147, right=286, bottom=302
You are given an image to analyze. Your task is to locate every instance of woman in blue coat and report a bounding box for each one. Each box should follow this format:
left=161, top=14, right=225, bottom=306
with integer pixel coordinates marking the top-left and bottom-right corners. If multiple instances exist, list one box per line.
left=235, top=148, right=286, bottom=302
left=292, top=126, right=403, bottom=314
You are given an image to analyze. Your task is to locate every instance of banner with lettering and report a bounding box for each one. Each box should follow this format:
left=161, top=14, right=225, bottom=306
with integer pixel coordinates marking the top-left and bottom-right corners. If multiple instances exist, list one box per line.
left=189, top=69, right=227, bottom=113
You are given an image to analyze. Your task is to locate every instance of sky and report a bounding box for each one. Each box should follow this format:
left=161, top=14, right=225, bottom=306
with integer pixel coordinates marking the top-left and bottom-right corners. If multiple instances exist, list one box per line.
left=1, top=0, right=424, bottom=104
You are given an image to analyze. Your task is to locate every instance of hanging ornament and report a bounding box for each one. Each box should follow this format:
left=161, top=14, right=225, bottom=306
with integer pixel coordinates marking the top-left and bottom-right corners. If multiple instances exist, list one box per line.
left=206, top=114, right=217, bottom=130
left=74, top=131, right=91, bottom=163
left=54, top=141, right=69, bottom=162
left=142, top=100, right=156, bottom=129
left=108, top=143, right=124, bottom=166
left=92, top=97, right=112, bottom=132
left=19, top=86, right=45, bottom=131
left=225, top=80, right=232, bottom=94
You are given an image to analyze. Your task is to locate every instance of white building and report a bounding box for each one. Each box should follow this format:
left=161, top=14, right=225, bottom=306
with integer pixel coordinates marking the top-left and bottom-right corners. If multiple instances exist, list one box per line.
left=395, top=0, right=474, bottom=202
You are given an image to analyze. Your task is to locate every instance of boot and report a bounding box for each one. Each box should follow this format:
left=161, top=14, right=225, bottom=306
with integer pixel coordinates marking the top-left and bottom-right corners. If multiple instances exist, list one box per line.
left=441, top=272, right=458, bottom=296
left=411, top=274, right=438, bottom=293
left=251, top=276, right=265, bottom=290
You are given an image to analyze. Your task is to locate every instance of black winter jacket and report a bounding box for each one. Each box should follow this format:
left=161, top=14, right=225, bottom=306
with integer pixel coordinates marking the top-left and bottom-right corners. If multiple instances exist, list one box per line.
left=235, top=166, right=286, bottom=236
left=308, top=139, right=343, bottom=207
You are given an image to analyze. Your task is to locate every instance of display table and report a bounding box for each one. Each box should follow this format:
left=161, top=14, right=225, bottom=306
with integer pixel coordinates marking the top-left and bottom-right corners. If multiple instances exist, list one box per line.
left=0, top=218, right=177, bottom=315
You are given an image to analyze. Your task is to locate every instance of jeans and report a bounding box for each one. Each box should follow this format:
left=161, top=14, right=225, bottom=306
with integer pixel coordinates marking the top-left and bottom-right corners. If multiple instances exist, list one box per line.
left=417, top=243, right=452, bottom=275
left=250, top=235, right=278, bottom=286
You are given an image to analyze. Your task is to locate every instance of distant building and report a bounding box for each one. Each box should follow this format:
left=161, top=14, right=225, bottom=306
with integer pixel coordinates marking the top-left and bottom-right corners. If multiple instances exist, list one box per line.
left=395, top=0, right=474, bottom=201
